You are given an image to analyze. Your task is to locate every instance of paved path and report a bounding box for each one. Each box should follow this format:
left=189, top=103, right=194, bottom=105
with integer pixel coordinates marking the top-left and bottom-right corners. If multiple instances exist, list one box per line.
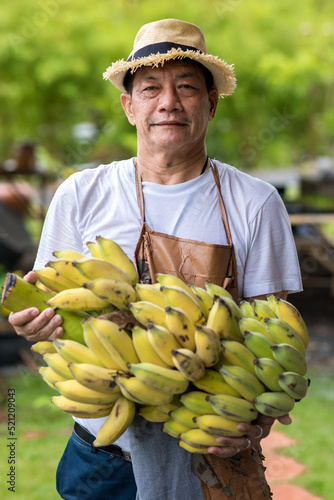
left=262, top=429, right=324, bottom=500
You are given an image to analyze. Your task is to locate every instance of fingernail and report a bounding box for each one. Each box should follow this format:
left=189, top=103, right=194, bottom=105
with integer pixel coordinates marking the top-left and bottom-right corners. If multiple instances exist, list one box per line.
left=237, top=424, right=248, bottom=432
left=45, top=308, right=55, bottom=318
left=30, top=308, right=39, bottom=317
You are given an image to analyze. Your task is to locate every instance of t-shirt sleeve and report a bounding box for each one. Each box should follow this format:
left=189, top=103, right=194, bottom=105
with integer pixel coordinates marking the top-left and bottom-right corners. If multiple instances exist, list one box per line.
left=241, top=190, right=302, bottom=298
left=33, top=177, right=85, bottom=269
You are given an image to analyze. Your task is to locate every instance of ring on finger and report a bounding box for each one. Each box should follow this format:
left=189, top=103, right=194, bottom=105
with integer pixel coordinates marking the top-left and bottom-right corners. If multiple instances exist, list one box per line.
left=255, top=425, right=263, bottom=439
left=244, top=437, right=251, bottom=450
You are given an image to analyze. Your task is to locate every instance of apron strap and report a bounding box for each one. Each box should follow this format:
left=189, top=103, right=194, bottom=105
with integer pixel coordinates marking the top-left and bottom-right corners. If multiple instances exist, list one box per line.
left=209, top=160, right=233, bottom=247
left=135, top=159, right=146, bottom=222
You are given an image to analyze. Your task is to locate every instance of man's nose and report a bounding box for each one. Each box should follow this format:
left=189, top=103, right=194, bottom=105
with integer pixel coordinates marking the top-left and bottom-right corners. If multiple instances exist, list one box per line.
left=158, top=86, right=182, bottom=112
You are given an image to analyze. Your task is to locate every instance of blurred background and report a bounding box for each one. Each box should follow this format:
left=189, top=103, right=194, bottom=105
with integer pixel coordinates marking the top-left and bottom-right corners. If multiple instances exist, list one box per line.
left=0, top=0, right=333, bottom=498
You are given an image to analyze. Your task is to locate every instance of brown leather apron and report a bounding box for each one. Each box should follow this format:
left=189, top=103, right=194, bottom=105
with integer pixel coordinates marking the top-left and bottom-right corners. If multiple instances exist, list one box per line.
left=134, top=160, right=238, bottom=302
left=132, top=160, right=272, bottom=499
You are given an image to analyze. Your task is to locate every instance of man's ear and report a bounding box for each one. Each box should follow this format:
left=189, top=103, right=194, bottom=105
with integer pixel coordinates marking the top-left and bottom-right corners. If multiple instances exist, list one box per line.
left=120, top=93, right=136, bottom=126
left=208, top=88, right=219, bottom=122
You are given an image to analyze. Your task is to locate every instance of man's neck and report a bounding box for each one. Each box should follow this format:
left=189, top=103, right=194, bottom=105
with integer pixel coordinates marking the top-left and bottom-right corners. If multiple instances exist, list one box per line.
left=136, top=148, right=209, bottom=185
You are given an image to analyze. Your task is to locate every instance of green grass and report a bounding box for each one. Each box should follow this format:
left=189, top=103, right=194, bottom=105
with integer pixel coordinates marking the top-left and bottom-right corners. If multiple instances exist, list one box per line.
left=269, top=369, right=334, bottom=500
left=0, top=367, right=333, bottom=499
left=0, top=367, right=73, bottom=500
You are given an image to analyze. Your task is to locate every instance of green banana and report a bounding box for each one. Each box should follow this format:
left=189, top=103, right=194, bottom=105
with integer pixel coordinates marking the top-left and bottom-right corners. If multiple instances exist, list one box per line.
left=277, top=372, right=310, bottom=400
left=220, top=339, right=256, bottom=374
left=253, top=391, right=295, bottom=417
left=208, top=394, right=258, bottom=422
left=169, top=406, right=201, bottom=428
left=253, top=357, right=285, bottom=392
left=219, top=365, right=265, bottom=401
left=238, top=317, right=271, bottom=339
left=204, top=281, right=233, bottom=300
left=243, top=331, right=274, bottom=359
left=1, top=273, right=86, bottom=343
left=180, top=390, right=217, bottom=415
left=264, top=318, right=306, bottom=354
left=192, top=368, right=241, bottom=397
left=271, top=343, right=307, bottom=376
left=239, top=300, right=255, bottom=318
left=250, top=299, right=277, bottom=323
left=128, top=362, right=189, bottom=394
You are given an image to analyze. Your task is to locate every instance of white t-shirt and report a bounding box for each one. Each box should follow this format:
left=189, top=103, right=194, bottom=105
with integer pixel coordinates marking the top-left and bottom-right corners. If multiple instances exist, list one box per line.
left=34, top=157, right=302, bottom=445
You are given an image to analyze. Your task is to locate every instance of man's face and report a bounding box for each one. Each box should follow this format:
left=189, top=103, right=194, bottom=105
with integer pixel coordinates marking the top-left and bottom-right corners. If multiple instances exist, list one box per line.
left=120, top=60, right=218, bottom=155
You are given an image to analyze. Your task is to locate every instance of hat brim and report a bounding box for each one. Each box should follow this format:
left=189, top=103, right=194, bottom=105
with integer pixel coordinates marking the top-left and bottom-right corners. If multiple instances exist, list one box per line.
left=103, top=47, right=236, bottom=96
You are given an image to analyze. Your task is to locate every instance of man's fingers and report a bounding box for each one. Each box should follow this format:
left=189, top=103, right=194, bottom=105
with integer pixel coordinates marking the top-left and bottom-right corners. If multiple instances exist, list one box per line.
left=9, top=308, right=40, bottom=327
left=23, top=270, right=38, bottom=284
left=9, top=308, right=63, bottom=342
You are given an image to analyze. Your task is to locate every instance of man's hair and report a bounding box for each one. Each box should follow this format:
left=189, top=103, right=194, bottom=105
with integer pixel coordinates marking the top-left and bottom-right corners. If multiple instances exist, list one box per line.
left=123, top=59, right=214, bottom=95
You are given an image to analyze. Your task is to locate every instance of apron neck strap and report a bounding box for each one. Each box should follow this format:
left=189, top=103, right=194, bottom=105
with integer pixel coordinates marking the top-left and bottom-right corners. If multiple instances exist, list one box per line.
left=209, top=160, right=233, bottom=247
left=135, top=159, right=146, bottom=222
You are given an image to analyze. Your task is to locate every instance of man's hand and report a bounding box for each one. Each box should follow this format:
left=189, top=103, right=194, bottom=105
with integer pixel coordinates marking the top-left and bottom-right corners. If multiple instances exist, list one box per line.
left=207, top=413, right=292, bottom=457
left=8, top=271, right=64, bottom=342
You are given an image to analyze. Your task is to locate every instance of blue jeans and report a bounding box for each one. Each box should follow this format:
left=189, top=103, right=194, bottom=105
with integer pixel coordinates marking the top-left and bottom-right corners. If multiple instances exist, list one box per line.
left=56, top=430, right=137, bottom=500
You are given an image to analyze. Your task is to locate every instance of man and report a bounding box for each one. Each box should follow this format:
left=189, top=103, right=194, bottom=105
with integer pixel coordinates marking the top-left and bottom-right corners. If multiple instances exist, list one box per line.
left=9, top=19, right=302, bottom=499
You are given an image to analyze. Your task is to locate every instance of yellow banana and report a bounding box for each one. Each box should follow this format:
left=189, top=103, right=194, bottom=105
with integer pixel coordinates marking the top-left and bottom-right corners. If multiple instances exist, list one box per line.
left=158, top=398, right=183, bottom=415
left=156, top=273, right=205, bottom=312
left=68, top=362, right=121, bottom=394
left=165, top=306, right=196, bottom=351
left=208, top=394, right=258, bottom=422
left=116, top=375, right=174, bottom=406
left=137, top=405, right=171, bottom=423
left=89, top=317, right=139, bottom=371
left=206, top=297, right=243, bottom=341
left=132, top=326, right=170, bottom=368
left=178, top=439, right=209, bottom=454
left=51, top=395, right=113, bottom=418
left=219, top=365, right=265, bottom=401
left=83, top=278, right=138, bottom=312
left=146, top=323, right=181, bottom=367
left=47, top=259, right=88, bottom=286
left=128, top=301, right=168, bottom=328
left=82, top=319, right=124, bottom=369
left=39, top=366, right=67, bottom=389
left=171, top=348, right=206, bottom=382
left=267, top=295, right=309, bottom=348
left=192, top=368, right=241, bottom=396
left=93, top=395, right=136, bottom=446
left=31, top=341, right=57, bottom=355
left=162, top=419, right=193, bottom=439
left=264, top=318, right=306, bottom=354
left=43, top=352, right=73, bottom=379
left=73, top=257, right=132, bottom=285
left=253, top=391, right=295, bottom=417
left=96, top=235, right=138, bottom=284
left=277, top=372, right=310, bottom=400
left=54, top=379, right=120, bottom=405
left=204, top=281, right=233, bottom=300
left=35, top=267, right=79, bottom=293
left=169, top=406, right=201, bottom=428
left=128, top=362, right=189, bottom=394
left=134, top=283, right=167, bottom=308
left=250, top=299, right=277, bottom=323
left=238, top=317, right=271, bottom=339
left=53, top=249, right=86, bottom=260
left=53, top=339, right=104, bottom=366
left=180, top=428, right=226, bottom=447
left=47, top=287, right=111, bottom=312
left=220, top=340, right=256, bottom=374
left=243, top=331, right=275, bottom=359
left=194, top=325, right=221, bottom=367
left=160, top=285, right=206, bottom=325
left=194, top=414, right=243, bottom=437
left=271, top=343, right=307, bottom=376
left=180, top=390, right=217, bottom=415
left=188, top=284, right=214, bottom=317
left=86, top=241, right=103, bottom=259
left=253, top=357, right=285, bottom=392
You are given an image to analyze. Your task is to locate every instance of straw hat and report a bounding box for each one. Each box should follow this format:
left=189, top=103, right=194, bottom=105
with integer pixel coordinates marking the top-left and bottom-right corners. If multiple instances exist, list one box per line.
left=103, top=19, right=236, bottom=96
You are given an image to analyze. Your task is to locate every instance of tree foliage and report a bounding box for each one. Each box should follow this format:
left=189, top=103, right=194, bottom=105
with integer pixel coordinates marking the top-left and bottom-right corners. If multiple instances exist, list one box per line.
left=1, top=0, right=333, bottom=170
